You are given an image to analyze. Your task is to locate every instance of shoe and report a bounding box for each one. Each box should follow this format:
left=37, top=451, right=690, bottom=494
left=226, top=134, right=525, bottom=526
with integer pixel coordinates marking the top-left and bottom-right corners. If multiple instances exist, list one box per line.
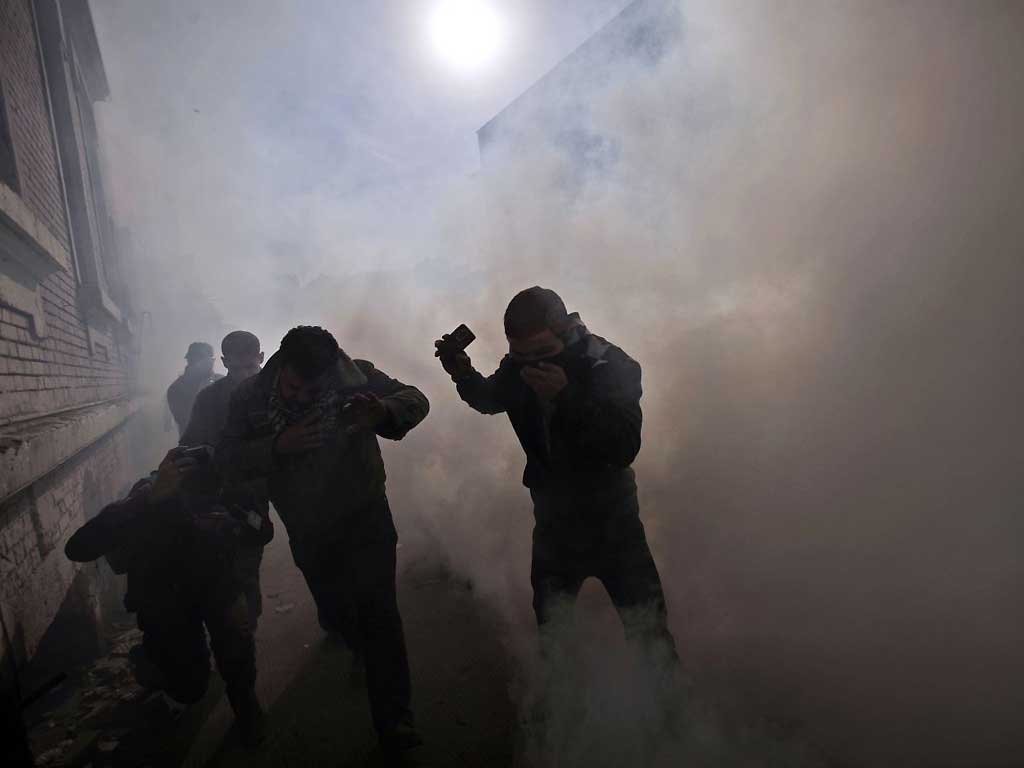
left=378, top=721, right=423, bottom=752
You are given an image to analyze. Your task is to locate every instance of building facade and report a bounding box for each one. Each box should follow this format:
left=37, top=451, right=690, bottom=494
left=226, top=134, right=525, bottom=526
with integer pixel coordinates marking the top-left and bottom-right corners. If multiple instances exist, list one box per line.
left=477, top=0, right=681, bottom=175
left=0, top=0, right=147, bottom=701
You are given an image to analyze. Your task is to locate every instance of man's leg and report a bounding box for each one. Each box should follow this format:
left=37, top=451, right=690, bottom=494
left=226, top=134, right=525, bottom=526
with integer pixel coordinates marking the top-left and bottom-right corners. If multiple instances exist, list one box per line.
left=204, top=585, right=265, bottom=745
left=350, top=527, right=417, bottom=747
left=531, top=528, right=586, bottom=637
left=293, top=542, right=360, bottom=646
left=137, top=600, right=211, bottom=705
left=597, top=517, right=679, bottom=668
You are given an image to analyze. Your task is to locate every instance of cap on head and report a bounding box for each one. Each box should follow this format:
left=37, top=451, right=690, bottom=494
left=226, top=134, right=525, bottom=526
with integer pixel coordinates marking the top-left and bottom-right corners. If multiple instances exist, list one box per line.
left=221, top=330, right=261, bottom=358
left=504, top=286, right=569, bottom=339
left=185, top=342, right=214, bottom=361
left=279, top=325, right=340, bottom=380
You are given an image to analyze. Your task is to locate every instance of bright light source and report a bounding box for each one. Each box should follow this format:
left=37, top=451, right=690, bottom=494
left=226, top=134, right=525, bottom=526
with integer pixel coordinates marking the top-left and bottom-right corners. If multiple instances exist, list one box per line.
left=430, top=0, right=505, bottom=75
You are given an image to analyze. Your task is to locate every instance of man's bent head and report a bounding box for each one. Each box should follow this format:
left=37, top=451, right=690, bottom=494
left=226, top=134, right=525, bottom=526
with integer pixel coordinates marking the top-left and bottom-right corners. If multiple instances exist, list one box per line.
left=277, top=326, right=339, bottom=405
left=504, top=286, right=569, bottom=363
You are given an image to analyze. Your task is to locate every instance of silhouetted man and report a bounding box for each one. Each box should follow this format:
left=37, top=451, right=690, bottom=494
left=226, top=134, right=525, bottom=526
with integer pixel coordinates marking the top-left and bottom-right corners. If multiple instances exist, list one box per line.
left=167, top=341, right=221, bottom=437
left=65, top=448, right=272, bottom=746
left=181, top=331, right=265, bottom=446
left=436, top=287, right=678, bottom=667
left=181, top=330, right=270, bottom=623
left=218, top=326, right=429, bottom=751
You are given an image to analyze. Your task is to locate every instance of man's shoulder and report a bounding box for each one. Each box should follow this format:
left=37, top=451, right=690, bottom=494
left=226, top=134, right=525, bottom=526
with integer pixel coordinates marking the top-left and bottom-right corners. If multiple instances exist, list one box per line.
left=167, top=375, right=186, bottom=397
left=230, top=371, right=271, bottom=406
left=579, top=334, right=638, bottom=368
left=195, top=375, right=230, bottom=403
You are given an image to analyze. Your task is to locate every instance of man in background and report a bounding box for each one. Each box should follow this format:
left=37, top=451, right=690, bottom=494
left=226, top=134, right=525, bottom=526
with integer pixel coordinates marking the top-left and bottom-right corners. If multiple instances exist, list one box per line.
left=167, top=342, right=221, bottom=437
left=180, top=331, right=264, bottom=446
left=218, top=326, right=429, bottom=751
left=180, top=330, right=270, bottom=624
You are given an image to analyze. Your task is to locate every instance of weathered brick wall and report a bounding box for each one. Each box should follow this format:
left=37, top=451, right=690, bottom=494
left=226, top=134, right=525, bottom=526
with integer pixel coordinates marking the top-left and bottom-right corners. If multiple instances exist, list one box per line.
left=0, top=0, right=144, bottom=681
left=0, top=0, right=68, bottom=245
left=0, top=418, right=142, bottom=666
left=0, top=0, right=131, bottom=424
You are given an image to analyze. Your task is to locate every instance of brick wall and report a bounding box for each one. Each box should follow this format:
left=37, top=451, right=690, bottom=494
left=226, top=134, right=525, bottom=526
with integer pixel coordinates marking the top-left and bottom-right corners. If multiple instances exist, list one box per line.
left=0, top=419, right=140, bottom=665
left=0, top=0, right=68, bottom=246
left=0, top=0, right=144, bottom=685
left=0, top=0, right=131, bottom=425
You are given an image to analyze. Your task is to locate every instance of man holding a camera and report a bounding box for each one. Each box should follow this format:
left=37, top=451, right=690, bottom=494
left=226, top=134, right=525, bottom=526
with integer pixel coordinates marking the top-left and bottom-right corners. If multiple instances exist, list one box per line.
left=217, top=325, right=429, bottom=751
left=65, top=446, right=272, bottom=745
left=435, top=287, right=678, bottom=669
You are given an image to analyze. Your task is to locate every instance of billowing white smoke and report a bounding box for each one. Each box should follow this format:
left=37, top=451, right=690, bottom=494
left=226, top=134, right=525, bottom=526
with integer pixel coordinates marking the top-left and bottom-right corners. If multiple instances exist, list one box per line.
left=95, top=1, right=1024, bottom=765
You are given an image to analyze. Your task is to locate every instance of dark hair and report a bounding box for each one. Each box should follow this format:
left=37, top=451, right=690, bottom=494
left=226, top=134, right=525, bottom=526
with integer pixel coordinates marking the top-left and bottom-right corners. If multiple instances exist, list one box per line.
left=503, top=286, right=569, bottom=339
left=185, top=341, right=214, bottom=361
left=221, top=330, right=261, bottom=358
left=279, top=326, right=339, bottom=380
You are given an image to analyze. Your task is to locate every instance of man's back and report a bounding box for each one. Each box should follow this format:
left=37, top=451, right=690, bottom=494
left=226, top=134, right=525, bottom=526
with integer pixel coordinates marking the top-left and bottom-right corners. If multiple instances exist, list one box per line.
left=180, top=375, right=239, bottom=447
left=168, top=372, right=222, bottom=436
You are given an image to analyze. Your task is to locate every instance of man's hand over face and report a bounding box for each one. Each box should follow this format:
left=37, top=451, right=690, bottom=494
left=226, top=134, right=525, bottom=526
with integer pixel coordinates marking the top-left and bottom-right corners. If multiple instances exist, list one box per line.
left=344, top=392, right=387, bottom=434
left=275, top=411, right=324, bottom=456
left=149, top=449, right=199, bottom=504
left=520, top=361, right=568, bottom=402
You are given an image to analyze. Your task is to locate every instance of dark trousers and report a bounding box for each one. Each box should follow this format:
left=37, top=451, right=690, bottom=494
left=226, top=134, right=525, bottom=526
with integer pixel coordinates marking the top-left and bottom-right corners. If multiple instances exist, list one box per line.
left=137, top=578, right=257, bottom=708
left=530, top=488, right=679, bottom=666
left=294, top=525, right=412, bottom=735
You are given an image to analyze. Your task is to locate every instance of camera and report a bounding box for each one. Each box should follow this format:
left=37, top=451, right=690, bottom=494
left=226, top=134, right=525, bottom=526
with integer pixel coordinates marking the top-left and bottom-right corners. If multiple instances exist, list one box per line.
left=178, top=444, right=214, bottom=465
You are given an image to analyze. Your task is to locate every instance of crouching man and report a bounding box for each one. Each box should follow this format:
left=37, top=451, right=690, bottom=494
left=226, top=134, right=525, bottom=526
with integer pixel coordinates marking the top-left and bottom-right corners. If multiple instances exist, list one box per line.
left=65, top=447, right=273, bottom=746
left=217, top=326, right=429, bottom=751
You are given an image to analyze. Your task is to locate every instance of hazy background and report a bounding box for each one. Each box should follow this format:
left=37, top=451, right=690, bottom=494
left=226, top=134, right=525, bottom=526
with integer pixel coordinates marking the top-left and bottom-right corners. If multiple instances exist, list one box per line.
left=89, top=1, right=1024, bottom=766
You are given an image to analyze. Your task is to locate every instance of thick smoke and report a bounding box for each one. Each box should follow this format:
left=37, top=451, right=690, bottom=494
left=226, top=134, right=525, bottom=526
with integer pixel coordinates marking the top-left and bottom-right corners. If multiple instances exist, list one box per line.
left=92, top=1, right=1024, bottom=766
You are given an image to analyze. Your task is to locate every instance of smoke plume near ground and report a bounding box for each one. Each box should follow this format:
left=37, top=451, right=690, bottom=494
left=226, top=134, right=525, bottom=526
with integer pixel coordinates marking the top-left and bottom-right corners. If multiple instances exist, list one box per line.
left=93, top=1, right=1024, bottom=765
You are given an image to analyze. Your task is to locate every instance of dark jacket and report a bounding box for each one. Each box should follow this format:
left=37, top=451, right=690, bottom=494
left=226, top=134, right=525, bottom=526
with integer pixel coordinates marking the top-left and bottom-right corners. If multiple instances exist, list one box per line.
left=180, top=375, right=242, bottom=447
left=456, top=330, right=642, bottom=498
left=180, top=373, right=273, bottom=543
left=65, top=478, right=269, bottom=612
left=216, top=350, right=429, bottom=565
left=167, top=371, right=222, bottom=436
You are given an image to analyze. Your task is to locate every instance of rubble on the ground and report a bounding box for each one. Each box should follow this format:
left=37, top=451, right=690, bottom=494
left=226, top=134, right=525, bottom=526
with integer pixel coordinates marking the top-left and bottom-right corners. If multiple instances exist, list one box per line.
left=26, top=623, right=184, bottom=767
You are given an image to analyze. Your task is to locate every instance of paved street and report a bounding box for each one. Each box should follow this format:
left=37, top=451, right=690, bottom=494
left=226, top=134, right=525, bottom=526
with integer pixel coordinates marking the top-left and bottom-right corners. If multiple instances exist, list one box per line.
left=183, top=510, right=519, bottom=768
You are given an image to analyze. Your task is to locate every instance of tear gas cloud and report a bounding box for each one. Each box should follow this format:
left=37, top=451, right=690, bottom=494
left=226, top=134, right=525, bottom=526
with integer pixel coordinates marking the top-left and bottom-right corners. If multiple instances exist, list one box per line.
left=92, top=1, right=1024, bottom=765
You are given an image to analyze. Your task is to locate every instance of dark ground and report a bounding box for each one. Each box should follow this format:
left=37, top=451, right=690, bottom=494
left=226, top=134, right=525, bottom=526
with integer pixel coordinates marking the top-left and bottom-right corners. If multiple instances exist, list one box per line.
left=26, top=509, right=520, bottom=768
left=190, top=510, right=519, bottom=768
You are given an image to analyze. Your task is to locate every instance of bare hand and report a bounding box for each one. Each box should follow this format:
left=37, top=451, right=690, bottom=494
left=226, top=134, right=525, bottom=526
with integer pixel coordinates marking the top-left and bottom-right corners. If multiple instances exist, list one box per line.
left=343, top=392, right=387, bottom=434
left=274, top=411, right=324, bottom=455
left=149, top=449, right=198, bottom=504
left=520, top=362, right=568, bottom=402
left=434, top=336, right=474, bottom=379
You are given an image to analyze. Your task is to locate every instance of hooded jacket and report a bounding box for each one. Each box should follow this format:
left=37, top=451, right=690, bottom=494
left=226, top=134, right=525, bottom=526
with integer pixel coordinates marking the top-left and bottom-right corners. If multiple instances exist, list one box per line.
left=456, top=322, right=641, bottom=498
left=216, top=349, right=428, bottom=564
